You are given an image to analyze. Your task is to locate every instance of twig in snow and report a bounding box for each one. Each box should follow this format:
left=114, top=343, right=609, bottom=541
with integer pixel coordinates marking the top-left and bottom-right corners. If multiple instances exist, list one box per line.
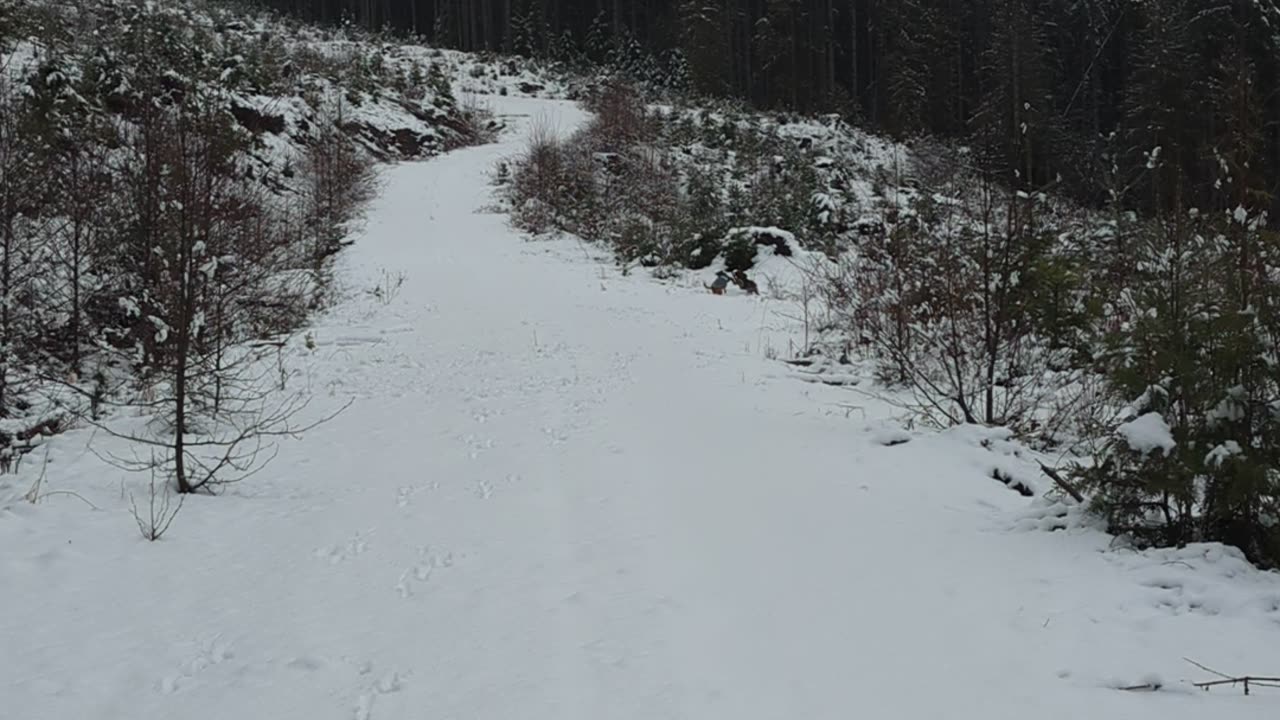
left=1118, top=682, right=1162, bottom=692
left=1184, top=658, right=1280, bottom=696
left=34, top=490, right=102, bottom=511
left=18, top=448, right=98, bottom=509
left=1037, top=461, right=1086, bottom=504
left=1184, top=657, right=1232, bottom=680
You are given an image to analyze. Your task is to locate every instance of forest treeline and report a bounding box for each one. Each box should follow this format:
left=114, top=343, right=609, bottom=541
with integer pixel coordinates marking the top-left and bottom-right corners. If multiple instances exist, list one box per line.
left=246, top=0, right=1280, bottom=216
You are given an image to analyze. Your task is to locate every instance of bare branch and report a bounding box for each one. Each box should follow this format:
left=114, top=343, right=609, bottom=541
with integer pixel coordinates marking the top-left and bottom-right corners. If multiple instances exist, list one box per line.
left=1037, top=462, right=1086, bottom=504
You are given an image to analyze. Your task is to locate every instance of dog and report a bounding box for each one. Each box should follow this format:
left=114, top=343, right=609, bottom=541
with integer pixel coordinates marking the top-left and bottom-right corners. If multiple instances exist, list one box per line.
left=732, top=270, right=758, bottom=295
left=705, top=270, right=731, bottom=295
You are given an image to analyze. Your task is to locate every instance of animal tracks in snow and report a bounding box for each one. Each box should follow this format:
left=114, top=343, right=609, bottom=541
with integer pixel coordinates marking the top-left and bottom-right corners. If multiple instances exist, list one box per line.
left=345, top=659, right=409, bottom=720
left=158, top=634, right=236, bottom=695
left=315, top=530, right=374, bottom=565
left=473, top=472, right=523, bottom=501
left=396, top=484, right=427, bottom=507
left=458, top=432, right=496, bottom=460
left=353, top=671, right=406, bottom=720
left=542, top=425, right=572, bottom=446
left=396, top=480, right=441, bottom=509
left=396, top=486, right=414, bottom=507
left=394, top=546, right=456, bottom=599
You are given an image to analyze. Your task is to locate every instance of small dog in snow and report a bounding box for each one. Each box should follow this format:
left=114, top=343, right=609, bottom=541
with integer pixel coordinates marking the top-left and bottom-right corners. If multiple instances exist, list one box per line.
left=732, top=270, right=759, bottom=295
left=705, top=270, right=731, bottom=295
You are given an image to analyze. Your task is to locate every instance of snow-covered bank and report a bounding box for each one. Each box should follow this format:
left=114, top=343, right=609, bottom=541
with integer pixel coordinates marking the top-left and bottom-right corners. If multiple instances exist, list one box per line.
left=3, top=94, right=1279, bottom=720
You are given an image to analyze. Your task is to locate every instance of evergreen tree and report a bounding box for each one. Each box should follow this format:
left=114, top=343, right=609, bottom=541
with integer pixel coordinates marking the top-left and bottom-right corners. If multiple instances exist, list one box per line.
left=585, top=10, right=611, bottom=65
left=877, top=0, right=933, bottom=137
left=510, top=6, right=537, bottom=56
left=549, top=28, right=581, bottom=65
left=1120, top=0, right=1200, bottom=214
left=971, top=0, right=1061, bottom=189
left=677, top=0, right=729, bottom=96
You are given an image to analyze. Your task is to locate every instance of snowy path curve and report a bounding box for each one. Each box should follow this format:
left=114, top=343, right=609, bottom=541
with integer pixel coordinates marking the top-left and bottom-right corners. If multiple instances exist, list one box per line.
left=4, top=96, right=1279, bottom=720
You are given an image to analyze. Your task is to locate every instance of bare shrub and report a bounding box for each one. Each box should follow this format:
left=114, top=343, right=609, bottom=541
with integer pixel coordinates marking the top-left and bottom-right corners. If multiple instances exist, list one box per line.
left=130, top=460, right=184, bottom=542
left=300, top=102, right=379, bottom=270
left=507, top=81, right=673, bottom=253
left=0, top=66, right=46, bottom=420
left=508, top=118, right=602, bottom=236
left=582, top=79, right=653, bottom=149
left=368, top=268, right=406, bottom=305
left=597, top=145, right=681, bottom=265
left=819, top=172, right=1082, bottom=432
left=771, top=258, right=825, bottom=357
left=93, top=96, right=349, bottom=498
left=611, top=146, right=677, bottom=220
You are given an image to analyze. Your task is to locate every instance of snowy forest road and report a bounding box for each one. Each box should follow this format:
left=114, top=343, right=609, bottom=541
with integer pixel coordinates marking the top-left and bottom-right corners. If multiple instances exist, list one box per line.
left=3, top=95, right=1277, bottom=720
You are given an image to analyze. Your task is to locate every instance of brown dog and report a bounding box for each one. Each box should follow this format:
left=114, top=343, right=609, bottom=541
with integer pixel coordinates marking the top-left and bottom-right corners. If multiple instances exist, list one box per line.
left=733, top=270, right=759, bottom=295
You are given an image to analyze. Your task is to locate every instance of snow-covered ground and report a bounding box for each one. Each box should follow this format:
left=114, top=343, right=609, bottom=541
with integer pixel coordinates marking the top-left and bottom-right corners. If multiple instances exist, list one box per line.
left=4, top=94, right=1279, bottom=720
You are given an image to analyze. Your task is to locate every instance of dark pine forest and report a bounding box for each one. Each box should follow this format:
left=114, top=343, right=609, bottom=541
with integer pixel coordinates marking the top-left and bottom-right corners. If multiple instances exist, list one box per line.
left=248, top=0, right=1280, bottom=215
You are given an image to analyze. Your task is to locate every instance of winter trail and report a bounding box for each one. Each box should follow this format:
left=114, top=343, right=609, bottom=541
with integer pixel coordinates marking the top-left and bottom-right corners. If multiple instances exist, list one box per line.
left=3, top=95, right=1278, bottom=720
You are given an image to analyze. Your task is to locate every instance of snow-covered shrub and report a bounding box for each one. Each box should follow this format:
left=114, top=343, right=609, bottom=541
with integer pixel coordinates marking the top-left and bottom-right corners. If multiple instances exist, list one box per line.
left=729, top=146, right=824, bottom=239
left=669, top=166, right=729, bottom=269
left=507, top=84, right=859, bottom=277
left=823, top=174, right=1083, bottom=431
left=507, top=120, right=603, bottom=237
left=718, top=227, right=795, bottom=273
left=1076, top=206, right=1280, bottom=567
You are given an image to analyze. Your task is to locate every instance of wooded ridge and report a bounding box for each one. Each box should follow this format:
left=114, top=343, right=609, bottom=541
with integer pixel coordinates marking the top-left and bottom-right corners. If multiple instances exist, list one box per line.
left=246, top=0, right=1280, bottom=216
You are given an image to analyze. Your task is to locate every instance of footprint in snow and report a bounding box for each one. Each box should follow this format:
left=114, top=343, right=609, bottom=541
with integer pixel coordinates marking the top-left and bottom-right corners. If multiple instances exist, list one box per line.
left=158, top=634, right=235, bottom=695
left=315, top=530, right=373, bottom=564
left=394, top=570, right=413, bottom=598
left=393, top=566, right=430, bottom=598
left=394, top=547, right=455, bottom=598
left=542, top=426, right=570, bottom=446
left=460, top=433, right=495, bottom=459
left=353, top=670, right=405, bottom=720
left=395, top=486, right=418, bottom=508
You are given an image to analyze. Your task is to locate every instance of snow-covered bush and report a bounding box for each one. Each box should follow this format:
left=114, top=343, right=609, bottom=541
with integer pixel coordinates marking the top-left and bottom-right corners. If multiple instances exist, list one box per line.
left=817, top=164, right=1088, bottom=434
left=1077, top=206, right=1280, bottom=567
left=507, top=120, right=604, bottom=237
left=504, top=82, right=853, bottom=276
